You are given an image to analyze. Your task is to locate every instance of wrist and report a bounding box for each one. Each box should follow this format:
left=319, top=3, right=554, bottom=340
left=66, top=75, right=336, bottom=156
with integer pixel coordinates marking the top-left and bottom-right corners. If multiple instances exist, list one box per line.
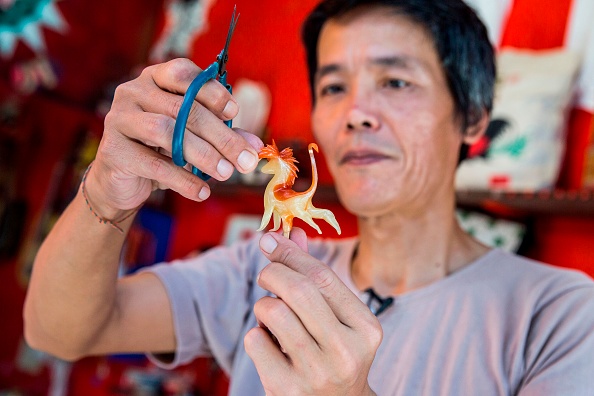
left=81, top=162, right=138, bottom=232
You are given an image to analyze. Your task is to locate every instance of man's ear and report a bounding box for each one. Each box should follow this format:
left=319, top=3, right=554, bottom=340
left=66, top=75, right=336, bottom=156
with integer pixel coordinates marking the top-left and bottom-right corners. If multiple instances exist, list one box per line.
left=462, top=110, right=490, bottom=145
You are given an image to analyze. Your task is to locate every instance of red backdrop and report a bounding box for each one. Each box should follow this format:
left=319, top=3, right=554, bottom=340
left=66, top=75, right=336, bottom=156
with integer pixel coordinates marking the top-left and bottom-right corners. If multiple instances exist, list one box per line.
left=0, top=0, right=593, bottom=394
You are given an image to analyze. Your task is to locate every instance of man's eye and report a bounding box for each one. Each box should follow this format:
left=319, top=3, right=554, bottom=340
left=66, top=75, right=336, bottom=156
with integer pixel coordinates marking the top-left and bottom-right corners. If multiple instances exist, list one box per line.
left=320, top=84, right=344, bottom=96
left=384, top=79, right=409, bottom=89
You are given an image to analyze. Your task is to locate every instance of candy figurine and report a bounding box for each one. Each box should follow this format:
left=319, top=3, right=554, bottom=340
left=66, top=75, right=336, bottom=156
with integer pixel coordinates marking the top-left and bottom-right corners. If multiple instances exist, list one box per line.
left=257, top=141, right=341, bottom=238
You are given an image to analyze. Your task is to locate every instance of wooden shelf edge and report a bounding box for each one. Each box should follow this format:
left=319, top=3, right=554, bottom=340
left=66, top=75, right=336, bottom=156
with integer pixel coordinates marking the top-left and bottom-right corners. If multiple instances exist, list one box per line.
left=455, top=189, right=594, bottom=216
left=210, top=182, right=594, bottom=216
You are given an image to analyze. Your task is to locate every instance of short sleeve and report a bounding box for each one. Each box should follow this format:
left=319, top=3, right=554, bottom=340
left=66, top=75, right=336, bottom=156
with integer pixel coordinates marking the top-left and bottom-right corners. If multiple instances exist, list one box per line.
left=519, top=275, right=594, bottom=395
left=141, top=235, right=267, bottom=374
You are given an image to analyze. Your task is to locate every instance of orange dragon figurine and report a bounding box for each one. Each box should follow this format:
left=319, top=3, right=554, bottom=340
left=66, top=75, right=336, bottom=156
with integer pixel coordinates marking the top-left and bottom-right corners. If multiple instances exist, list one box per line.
left=257, top=141, right=341, bottom=238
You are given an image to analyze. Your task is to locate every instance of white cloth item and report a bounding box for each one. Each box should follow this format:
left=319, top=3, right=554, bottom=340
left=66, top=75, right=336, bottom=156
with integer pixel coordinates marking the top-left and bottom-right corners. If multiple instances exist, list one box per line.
left=456, top=209, right=525, bottom=252
left=566, top=0, right=594, bottom=111
left=456, top=48, right=582, bottom=190
left=464, top=0, right=594, bottom=112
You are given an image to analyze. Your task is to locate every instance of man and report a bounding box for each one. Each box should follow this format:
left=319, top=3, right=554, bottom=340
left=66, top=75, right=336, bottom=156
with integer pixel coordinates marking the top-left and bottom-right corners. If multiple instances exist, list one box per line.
left=24, top=0, right=594, bottom=395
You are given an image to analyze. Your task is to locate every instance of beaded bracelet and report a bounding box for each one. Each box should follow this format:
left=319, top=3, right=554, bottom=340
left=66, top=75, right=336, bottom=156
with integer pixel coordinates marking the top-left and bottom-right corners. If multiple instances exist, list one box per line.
left=81, top=162, right=138, bottom=234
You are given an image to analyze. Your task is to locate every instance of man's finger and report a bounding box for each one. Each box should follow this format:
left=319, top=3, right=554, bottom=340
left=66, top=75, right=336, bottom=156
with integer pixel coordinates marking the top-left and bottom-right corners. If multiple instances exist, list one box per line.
left=257, top=263, right=339, bottom=346
left=233, top=127, right=265, bottom=153
left=147, top=58, right=239, bottom=121
left=111, top=111, right=236, bottom=181
left=134, top=87, right=258, bottom=174
left=244, top=326, right=291, bottom=390
left=126, top=142, right=211, bottom=202
left=259, top=232, right=372, bottom=330
left=253, top=296, right=320, bottom=361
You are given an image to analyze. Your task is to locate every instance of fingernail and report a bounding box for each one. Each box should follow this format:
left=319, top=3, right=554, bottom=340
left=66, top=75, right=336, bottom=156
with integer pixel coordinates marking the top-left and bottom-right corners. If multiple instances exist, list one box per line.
left=223, top=100, right=238, bottom=119
left=217, top=158, right=234, bottom=178
left=198, top=186, right=210, bottom=200
left=260, top=234, right=278, bottom=254
left=238, top=150, right=258, bottom=171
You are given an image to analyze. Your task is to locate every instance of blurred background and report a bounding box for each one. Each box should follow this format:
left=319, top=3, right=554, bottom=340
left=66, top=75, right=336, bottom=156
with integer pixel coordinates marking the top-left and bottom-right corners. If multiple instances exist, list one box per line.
left=0, top=0, right=593, bottom=394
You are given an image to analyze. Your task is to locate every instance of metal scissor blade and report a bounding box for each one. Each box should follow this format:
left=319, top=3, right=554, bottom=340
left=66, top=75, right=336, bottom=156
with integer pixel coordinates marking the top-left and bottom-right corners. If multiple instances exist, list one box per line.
left=218, top=5, right=239, bottom=76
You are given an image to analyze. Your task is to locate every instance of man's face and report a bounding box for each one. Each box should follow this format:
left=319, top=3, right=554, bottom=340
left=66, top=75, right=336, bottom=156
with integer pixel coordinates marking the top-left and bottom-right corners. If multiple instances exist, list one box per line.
left=312, top=7, right=465, bottom=218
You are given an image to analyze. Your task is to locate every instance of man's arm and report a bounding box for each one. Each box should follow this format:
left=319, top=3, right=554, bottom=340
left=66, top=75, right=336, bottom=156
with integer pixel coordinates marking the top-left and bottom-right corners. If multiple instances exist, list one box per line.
left=23, top=58, right=263, bottom=360
left=23, top=189, right=175, bottom=360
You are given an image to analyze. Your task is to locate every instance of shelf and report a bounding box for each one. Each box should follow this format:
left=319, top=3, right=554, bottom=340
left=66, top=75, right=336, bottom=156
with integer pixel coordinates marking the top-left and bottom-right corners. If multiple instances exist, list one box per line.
left=210, top=181, right=594, bottom=216
left=209, top=180, right=340, bottom=203
left=455, top=189, right=594, bottom=216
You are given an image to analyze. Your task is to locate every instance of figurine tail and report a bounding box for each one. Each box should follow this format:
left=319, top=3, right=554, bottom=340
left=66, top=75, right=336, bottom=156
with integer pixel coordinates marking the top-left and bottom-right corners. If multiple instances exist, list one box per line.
left=304, top=143, right=319, bottom=198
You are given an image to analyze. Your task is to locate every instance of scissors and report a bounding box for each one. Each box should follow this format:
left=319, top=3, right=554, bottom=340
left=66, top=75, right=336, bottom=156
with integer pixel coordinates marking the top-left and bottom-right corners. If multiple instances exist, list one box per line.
left=172, top=6, right=239, bottom=181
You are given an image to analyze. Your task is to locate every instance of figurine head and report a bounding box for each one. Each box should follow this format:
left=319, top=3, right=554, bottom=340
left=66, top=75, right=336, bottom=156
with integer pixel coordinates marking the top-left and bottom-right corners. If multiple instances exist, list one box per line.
left=259, top=141, right=299, bottom=185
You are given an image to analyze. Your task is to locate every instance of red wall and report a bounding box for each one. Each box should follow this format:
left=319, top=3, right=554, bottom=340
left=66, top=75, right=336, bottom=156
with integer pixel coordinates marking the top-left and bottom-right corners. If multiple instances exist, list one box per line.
left=1, top=0, right=593, bottom=394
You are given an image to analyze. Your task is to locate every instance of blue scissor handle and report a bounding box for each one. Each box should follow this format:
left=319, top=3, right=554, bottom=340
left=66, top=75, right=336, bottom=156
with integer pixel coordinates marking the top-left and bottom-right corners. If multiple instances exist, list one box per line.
left=172, top=61, right=233, bottom=181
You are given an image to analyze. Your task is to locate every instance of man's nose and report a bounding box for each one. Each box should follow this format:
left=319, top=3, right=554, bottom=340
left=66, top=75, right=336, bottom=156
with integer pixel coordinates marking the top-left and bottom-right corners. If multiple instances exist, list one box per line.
left=346, top=107, right=380, bottom=131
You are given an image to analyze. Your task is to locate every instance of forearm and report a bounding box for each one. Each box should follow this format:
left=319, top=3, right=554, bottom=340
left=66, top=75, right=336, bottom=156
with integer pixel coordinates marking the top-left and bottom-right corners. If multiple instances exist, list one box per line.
left=23, top=182, right=135, bottom=360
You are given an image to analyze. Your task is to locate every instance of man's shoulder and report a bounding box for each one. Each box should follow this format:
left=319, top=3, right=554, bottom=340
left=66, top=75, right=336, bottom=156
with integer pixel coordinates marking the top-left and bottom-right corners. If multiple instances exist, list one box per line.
left=479, top=249, right=594, bottom=302
left=488, top=249, right=592, bottom=282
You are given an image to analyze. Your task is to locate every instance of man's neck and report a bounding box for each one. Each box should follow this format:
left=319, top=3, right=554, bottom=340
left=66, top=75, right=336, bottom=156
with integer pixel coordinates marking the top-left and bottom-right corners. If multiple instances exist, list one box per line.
left=352, top=200, right=489, bottom=296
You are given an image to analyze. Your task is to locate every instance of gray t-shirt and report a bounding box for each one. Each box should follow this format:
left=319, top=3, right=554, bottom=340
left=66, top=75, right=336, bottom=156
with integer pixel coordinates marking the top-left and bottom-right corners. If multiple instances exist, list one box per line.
left=145, top=236, right=594, bottom=395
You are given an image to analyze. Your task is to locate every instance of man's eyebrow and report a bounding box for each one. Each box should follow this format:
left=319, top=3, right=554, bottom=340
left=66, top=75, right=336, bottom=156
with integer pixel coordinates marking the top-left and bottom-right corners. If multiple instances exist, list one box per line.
left=370, top=55, right=425, bottom=70
left=315, top=64, right=342, bottom=83
left=315, top=55, right=428, bottom=83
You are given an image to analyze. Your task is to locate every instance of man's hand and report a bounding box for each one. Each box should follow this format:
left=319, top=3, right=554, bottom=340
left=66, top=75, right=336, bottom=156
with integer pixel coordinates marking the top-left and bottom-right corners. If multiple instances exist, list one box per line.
left=88, top=58, right=263, bottom=218
left=245, top=228, right=382, bottom=395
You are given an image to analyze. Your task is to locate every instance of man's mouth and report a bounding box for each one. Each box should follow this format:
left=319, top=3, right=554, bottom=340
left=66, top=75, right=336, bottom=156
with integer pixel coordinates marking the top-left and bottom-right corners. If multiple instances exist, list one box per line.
left=339, top=150, right=392, bottom=165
